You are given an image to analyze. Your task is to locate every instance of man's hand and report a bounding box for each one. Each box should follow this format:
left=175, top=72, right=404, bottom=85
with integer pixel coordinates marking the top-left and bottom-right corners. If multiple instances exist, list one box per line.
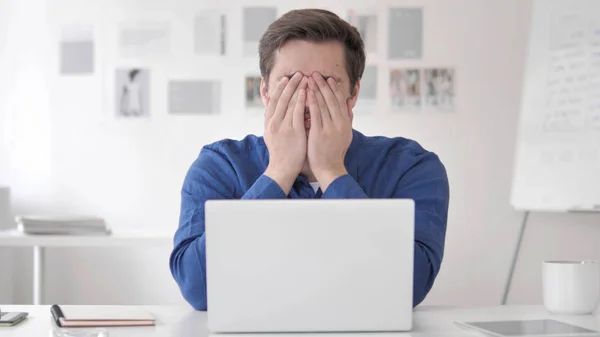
left=306, top=72, right=353, bottom=192
left=263, top=72, right=308, bottom=195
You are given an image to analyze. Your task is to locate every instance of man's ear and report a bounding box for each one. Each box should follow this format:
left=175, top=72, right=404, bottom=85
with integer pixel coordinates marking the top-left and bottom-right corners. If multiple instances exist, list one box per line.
left=260, top=77, right=269, bottom=107
left=347, top=80, right=360, bottom=110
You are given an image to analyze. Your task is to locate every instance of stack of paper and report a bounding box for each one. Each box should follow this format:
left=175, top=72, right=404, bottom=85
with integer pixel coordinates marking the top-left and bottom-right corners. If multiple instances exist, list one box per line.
left=15, top=215, right=111, bottom=235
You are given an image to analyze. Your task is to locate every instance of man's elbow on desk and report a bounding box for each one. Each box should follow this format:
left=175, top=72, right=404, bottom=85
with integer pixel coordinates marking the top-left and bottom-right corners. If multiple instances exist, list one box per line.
left=412, top=241, right=442, bottom=308
left=187, top=296, right=208, bottom=311
left=170, top=236, right=209, bottom=311
left=179, top=288, right=207, bottom=311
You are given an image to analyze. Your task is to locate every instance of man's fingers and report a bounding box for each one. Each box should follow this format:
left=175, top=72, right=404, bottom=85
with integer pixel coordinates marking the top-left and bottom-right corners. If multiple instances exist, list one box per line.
left=314, top=89, right=331, bottom=127
left=285, top=80, right=301, bottom=124
left=312, top=73, right=340, bottom=122
left=327, top=77, right=351, bottom=121
left=265, top=76, right=289, bottom=120
left=308, top=77, right=330, bottom=124
left=292, top=81, right=307, bottom=129
left=274, top=72, right=303, bottom=121
left=347, top=100, right=354, bottom=121
left=307, top=88, right=322, bottom=130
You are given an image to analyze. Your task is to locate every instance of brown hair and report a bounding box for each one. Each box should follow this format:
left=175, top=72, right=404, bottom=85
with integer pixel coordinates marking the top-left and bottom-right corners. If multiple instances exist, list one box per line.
left=259, top=9, right=366, bottom=93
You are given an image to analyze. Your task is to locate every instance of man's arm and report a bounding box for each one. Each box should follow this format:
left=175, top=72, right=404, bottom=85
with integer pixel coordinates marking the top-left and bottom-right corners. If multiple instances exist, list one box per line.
left=322, top=153, right=450, bottom=307
left=169, top=146, right=286, bottom=311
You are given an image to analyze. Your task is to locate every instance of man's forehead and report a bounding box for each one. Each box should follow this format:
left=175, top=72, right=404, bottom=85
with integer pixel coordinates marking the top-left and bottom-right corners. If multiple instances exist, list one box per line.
left=270, top=41, right=347, bottom=81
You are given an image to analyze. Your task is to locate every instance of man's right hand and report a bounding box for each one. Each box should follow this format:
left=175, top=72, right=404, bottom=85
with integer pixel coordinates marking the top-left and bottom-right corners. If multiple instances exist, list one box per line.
left=263, top=72, right=308, bottom=195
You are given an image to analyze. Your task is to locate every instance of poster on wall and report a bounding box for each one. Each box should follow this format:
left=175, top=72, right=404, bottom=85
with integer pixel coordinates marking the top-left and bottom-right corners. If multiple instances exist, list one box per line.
left=354, top=65, right=378, bottom=113
left=115, top=68, right=150, bottom=118
left=118, top=21, right=171, bottom=58
left=168, top=80, right=221, bottom=115
left=245, top=76, right=263, bottom=111
left=388, top=8, right=423, bottom=60
left=59, top=25, right=95, bottom=76
left=423, top=68, right=455, bottom=111
left=194, top=11, right=226, bottom=55
left=346, top=9, right=378, bottom=56
left=389, top=68, right=421, bottom=112
left=243, top=7, right=277, bottom=56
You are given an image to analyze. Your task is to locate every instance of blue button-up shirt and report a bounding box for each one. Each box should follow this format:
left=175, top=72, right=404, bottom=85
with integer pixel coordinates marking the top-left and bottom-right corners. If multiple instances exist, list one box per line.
left=170, top=129, right=449, bottom=311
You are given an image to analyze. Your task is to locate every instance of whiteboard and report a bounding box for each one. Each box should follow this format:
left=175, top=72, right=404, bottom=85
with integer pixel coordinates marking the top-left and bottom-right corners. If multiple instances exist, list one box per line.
left=511, top=0, right=600, bottom=211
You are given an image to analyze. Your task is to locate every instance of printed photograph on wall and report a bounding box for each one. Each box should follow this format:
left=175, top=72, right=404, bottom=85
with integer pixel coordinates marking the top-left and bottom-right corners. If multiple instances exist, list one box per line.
left=347, top=9, right=378, bottom=55
left=354, top=65, right=378, bottom=113
left=423, top=68, right=455, bottom=110
left=168, top=80, right=221, bottom=115
left=59, top=24, right=95, bottom=76
left=390, top=68, right=421, bottom=111
left=243, top=7, right=277, bottom=56
left=388, top=8, right=423, bottom=60
left=115, top=68, right=150, bottom=117
left=194, top=11, right=226, bottom=55
left=118, top=21, right=170, bottom=58
left=245, top=76, right=263, bottom=109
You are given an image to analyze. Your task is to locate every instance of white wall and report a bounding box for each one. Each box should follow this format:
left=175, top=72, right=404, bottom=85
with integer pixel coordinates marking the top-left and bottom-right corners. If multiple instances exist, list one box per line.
left=1, top=0, right=599, bottom=306
left=0, top=0, right=14, bottom=304
left=0, top=0, right=13, bottom=185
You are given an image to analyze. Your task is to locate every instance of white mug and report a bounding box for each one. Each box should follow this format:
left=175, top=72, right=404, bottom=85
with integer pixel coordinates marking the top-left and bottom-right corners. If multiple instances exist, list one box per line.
left=543, top=260, right=600, bottom=314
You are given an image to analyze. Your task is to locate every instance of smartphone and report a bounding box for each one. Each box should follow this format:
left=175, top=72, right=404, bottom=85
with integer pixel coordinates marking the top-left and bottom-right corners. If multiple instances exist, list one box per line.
left=0, top=311, right=28, bottom=326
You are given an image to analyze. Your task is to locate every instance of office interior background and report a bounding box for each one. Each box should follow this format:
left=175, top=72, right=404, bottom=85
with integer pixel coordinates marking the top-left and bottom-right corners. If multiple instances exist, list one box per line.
left=1, top=0, right=599, bottom=307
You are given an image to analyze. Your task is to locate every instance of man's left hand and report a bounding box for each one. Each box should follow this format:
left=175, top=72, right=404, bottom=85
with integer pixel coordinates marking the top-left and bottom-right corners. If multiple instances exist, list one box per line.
left=306, top=72, right=353, bottom=192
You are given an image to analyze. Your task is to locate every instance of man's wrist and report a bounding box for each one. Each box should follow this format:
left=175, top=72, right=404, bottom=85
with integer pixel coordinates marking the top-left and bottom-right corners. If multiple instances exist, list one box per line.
left=264, top=166, right=298, bottom=195
left=314, top=166, right=348, bottom=192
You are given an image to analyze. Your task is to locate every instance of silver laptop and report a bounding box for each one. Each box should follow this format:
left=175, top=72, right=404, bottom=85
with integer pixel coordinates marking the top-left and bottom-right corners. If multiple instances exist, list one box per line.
left=205, top=199, right=415, bottom=333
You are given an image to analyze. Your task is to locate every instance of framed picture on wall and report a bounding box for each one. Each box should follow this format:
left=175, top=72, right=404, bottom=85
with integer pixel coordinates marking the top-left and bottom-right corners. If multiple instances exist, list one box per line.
left=115, top=68, right=151, bottom=118
left=389, top=68, right=421, bottom=112
left=245, top=75, right=263, bottom=111
left=242, top=7, right=277, bottom=57
left=423, top=68, right=455, bottom=111
left=346, top=8, right=378, bottom=57
left=194, top=10, right=227, bottom=56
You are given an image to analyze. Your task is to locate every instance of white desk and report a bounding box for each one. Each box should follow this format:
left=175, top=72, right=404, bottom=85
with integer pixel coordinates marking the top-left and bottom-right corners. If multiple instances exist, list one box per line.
left=1, top=305, right=600, bottom=336
left=0, top=230, right=172, bottom=305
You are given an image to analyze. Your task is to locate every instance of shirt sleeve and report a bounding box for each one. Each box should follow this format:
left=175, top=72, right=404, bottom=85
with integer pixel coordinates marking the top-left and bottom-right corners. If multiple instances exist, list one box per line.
left=321, top=174, right=368, bottom=199
left=393, top=153, right=449, bottom=307
left=169, top=146, right=285, bottom=311
left=320, top=155, right=449, bottom=308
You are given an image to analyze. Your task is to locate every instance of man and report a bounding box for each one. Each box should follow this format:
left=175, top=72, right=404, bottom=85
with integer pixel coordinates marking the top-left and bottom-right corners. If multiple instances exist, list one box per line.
left=170, top=8, right=449, bottom=311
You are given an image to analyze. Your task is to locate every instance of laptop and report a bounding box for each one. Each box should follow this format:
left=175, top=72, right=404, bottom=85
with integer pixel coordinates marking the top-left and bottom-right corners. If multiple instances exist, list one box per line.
left=205, top=199, right=415, bottom=333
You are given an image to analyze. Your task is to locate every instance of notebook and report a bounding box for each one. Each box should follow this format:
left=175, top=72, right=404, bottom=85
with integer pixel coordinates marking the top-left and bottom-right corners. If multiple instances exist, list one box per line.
left=50, top=305, right=155, bottom=328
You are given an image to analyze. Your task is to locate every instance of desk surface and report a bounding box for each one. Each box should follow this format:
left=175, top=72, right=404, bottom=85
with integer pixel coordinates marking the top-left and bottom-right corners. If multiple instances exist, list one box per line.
left=1, top=305, right=600, bottom=337
left=0, top=230, right=172, bottom=247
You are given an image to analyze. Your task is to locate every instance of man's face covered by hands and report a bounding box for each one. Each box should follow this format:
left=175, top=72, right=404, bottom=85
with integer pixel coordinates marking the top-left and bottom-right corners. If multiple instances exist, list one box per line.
left=259, top=39, right=361, bottom=192
left=260, top=39, right=359, bottom=134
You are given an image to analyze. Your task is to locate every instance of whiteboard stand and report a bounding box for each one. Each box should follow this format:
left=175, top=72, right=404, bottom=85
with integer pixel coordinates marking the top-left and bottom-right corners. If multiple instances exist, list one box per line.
left=501, top=211, right=530, bottom=305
